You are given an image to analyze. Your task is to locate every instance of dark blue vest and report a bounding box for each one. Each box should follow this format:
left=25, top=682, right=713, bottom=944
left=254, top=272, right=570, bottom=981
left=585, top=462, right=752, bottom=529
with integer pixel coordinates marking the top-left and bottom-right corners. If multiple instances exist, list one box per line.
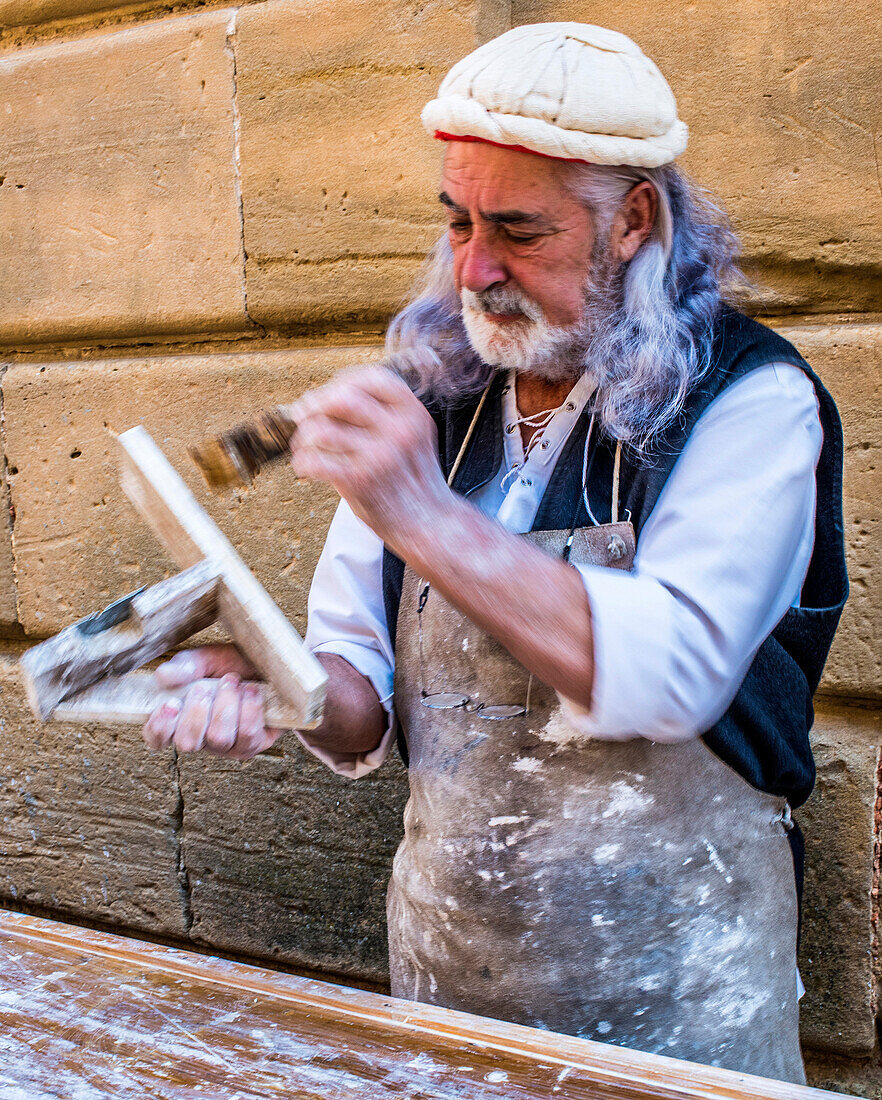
left=383, top=309, right=848, bottom=815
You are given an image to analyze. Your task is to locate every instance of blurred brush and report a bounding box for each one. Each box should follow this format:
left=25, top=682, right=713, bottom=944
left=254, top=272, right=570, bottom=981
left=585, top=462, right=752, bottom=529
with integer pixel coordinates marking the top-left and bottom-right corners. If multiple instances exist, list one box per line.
left=189, top=348, right=439, bottom=493
left=189, top=406, right=297, bottom=492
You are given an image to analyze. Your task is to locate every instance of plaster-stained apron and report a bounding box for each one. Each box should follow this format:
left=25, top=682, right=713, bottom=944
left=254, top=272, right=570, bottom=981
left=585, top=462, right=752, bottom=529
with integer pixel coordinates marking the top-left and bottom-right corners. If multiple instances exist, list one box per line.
left=388, top=525, right=805, bottom=1083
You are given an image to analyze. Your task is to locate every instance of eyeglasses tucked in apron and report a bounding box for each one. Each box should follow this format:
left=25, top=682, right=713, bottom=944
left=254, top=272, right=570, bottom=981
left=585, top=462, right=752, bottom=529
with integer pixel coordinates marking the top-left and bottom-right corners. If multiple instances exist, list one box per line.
left=387, top=383, right=805, bottom=1084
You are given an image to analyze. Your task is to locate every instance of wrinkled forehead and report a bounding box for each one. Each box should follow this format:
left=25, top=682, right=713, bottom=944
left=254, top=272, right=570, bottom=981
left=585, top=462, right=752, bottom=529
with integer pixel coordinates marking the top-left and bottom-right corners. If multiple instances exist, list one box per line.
left=439, top=140, right=582, bottom=216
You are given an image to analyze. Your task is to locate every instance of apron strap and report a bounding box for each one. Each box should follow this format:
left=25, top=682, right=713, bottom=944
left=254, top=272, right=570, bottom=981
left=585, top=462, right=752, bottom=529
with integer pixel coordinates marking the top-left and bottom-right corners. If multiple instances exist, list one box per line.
left=450, top=382, right=624, bottom=529
left=447, top=383, right=492, bottom=489
left=611, top=440, right=622, bottom=526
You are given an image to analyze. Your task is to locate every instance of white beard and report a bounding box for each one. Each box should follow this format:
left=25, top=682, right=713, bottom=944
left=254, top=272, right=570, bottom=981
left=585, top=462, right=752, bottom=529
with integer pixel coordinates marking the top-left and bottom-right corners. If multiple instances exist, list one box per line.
left=460, top=286, right=584, bottom=382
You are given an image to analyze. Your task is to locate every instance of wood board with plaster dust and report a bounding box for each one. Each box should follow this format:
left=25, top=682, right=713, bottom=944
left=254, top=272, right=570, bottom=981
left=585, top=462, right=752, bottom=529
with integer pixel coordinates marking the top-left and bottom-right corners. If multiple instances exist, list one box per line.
left=0, top=910, right=847, bottom=1100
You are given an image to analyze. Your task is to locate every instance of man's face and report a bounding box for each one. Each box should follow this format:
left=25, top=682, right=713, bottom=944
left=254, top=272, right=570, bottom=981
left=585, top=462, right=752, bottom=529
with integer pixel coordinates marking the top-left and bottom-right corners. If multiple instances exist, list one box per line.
left=439, top=141, right=597, bottom=372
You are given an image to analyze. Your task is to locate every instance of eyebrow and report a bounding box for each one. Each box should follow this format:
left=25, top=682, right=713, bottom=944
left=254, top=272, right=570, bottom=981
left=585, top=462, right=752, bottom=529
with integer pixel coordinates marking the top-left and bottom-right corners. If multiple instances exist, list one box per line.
left=438, top=191, right=546, bottom=226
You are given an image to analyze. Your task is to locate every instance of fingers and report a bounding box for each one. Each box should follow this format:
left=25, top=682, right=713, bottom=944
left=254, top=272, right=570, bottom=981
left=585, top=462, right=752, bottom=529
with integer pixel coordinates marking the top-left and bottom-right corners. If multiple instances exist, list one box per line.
left=290, top=448, right=353, bottom=486
left=155, top=645, right=256, bottom=689
left=290, top=366, right=415, bottom=430
left=142, top=677, right=283, bottom=761
left=172, top=681, right=217, bottom=753
left=142, top=699, right=182, bottom=751
left=342, top=364, right=417, bottom=407
left=221, top=683, right=280, bottom=761
left=203, top=674, right=242, bottom=753
left=291, top=376, right=388, bottom=431
left=222, top=727, right=284, bottom=762
left=293, top=416, right=373, bottom=458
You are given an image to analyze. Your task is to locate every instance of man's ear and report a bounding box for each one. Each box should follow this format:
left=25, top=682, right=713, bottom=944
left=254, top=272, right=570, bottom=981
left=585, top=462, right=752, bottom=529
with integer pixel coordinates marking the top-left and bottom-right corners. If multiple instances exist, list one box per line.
left=612, top=181, right=658, bottom=263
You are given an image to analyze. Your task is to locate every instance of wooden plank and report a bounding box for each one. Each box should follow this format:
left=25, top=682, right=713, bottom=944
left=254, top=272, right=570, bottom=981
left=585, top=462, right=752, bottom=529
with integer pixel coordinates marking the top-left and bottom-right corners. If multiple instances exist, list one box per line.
left=20, top=559, right=221, bottom=720
left=117, top=427, right=326, bottom=728
left=0, top=910, right=847, bottom=1100
left=52, top=669, right=303, bottom=728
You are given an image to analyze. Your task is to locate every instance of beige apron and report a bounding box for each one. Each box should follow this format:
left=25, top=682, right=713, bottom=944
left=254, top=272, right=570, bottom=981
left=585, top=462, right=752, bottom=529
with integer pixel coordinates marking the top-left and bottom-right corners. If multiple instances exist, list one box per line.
left=387, top=513, right=805, bottom=1082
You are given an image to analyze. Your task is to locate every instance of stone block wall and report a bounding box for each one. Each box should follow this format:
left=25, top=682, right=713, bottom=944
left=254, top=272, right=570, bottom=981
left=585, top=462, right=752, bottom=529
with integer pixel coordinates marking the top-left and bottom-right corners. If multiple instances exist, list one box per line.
left=0, top=0, right=879, bottom=1091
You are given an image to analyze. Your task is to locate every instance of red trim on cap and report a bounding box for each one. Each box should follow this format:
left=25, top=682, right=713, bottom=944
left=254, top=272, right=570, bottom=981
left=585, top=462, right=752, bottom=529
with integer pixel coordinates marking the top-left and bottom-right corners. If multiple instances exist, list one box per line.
left=433, top=131, right=591, bottom=166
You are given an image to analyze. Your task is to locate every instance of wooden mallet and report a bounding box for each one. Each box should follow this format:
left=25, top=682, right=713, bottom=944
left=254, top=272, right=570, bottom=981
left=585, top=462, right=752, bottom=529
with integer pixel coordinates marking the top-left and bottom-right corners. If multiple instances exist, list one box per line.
left=20, top=427, right=326, bottom=730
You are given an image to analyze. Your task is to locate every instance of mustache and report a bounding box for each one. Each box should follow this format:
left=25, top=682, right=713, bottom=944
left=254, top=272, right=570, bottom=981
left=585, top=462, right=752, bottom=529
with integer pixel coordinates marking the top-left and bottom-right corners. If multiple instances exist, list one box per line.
left=460, top=286, right=545, bottom=322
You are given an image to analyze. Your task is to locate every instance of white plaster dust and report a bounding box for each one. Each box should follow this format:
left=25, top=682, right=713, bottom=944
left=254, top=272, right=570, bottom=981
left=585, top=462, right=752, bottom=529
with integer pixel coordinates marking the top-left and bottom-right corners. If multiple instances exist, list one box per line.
left=535, top=709, right=583, bottom=746
left=511, top=756, right=543, bottom=773
left=592, top=843, right=620, bottom=864
left=602, top=781, right=652, bottom=818
left=703, top=839, right=734, bottom=884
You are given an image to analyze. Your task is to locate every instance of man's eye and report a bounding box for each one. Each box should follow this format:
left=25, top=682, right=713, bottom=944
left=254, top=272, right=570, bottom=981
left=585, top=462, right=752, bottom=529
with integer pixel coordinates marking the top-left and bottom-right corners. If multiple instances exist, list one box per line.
left=506, top=231, right=541, bottom=244
left=448, top=221, right=471, bottom=234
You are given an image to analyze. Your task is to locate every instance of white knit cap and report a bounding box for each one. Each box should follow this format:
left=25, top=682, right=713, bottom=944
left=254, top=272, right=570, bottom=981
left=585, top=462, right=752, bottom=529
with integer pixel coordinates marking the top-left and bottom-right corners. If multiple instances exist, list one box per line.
left=422, top=23, right=687, bottom=168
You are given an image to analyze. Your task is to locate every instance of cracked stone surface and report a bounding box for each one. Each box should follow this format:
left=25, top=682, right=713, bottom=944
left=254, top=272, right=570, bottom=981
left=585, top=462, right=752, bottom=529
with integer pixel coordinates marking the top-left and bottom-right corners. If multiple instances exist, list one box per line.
left=0, top=368, right=18, bottom=624
left=0, top=651, right=186, bottom=936
left=176, top=737, right=408, bottom=983
left=0, top=0, right=131, bottom=27
left=170, top=752, right=195, bottom=936
left=799, top=701, right=882, bottom=1056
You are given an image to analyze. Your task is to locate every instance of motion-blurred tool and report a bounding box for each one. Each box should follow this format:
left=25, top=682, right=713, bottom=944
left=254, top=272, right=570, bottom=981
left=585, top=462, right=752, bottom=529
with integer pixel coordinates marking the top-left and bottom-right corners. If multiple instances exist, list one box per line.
left=21, top=427, right=326, bottom=729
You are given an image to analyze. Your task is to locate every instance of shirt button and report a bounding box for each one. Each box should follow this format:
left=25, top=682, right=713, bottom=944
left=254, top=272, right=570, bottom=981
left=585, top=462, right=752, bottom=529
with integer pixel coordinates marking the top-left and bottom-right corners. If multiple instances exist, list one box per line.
left=565, top=401, right=576, bottom=412
left=540, top=440, right=550, bottom=450
left=505, top=424, right=516, bottom=434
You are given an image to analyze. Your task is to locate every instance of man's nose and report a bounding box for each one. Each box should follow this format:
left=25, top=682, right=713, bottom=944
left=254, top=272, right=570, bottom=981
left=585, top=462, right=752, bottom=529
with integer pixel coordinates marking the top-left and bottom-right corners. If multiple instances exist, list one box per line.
left=458, top=232, right=508, bottom=294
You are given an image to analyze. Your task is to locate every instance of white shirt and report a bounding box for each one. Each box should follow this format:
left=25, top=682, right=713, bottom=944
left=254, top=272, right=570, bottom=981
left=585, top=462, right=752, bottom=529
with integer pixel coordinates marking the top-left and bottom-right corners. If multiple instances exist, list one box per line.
left=299, top=362, right=822, bottom=778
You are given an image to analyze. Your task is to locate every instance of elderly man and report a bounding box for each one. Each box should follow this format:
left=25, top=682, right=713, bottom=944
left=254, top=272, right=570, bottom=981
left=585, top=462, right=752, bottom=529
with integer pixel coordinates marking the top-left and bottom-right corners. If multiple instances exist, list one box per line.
left=143, top=23, right=847, bottom=1084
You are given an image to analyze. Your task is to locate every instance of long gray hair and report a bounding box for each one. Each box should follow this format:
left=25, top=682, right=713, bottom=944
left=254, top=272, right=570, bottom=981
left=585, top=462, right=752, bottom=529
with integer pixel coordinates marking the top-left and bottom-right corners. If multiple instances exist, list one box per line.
left=385, top=162, right=745, bottom=451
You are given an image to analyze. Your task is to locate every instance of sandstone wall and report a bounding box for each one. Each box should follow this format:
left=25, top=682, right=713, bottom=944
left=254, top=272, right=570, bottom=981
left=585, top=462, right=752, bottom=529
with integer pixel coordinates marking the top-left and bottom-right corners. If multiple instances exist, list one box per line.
left=0, top=0, right=879, bottom=1091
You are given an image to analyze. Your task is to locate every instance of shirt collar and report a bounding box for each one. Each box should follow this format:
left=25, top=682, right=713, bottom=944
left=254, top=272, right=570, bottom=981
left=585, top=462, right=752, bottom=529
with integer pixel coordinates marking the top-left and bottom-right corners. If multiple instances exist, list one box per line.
left=501, top=368, right=597, bottom=470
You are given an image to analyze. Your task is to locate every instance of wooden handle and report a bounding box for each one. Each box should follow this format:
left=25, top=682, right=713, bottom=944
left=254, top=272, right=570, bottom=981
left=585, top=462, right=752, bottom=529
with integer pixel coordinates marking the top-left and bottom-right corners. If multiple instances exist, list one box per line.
left=119, top=427, right=327, bottom=728
left=51, top=670, right=307, bottom=728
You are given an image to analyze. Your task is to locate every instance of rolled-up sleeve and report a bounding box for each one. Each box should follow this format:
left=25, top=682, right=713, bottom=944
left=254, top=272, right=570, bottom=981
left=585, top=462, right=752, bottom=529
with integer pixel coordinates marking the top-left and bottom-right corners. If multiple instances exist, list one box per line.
left=560, top=362, right=823, bottom=742
left=299, top=500, right=397, bottom=777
